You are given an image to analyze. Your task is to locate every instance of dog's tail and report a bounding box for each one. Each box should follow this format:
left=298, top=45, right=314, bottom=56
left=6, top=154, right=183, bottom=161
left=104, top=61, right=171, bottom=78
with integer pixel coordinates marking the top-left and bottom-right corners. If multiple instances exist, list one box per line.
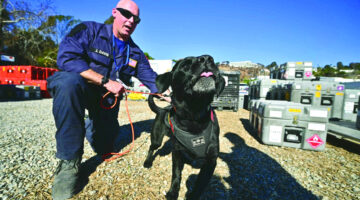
left=148, top=94, right=163, bottom=114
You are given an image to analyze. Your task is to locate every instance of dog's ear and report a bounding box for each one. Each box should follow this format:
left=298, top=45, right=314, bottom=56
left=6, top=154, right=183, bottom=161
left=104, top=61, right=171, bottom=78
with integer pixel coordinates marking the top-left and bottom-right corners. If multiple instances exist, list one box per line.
left=155, top=72, right=172, bottom=93
left=216, top=75, right=226, bottom=97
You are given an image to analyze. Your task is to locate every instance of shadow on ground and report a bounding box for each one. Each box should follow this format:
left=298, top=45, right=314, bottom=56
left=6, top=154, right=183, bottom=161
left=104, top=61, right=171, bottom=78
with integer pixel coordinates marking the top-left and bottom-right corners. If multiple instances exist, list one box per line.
left=74, top=119, right=154, bottom=195
left=185, top=131, right=318, bottom=199
left=326, top=134, right=360, bottom=155
left=240, top=118, right=261, bottom=143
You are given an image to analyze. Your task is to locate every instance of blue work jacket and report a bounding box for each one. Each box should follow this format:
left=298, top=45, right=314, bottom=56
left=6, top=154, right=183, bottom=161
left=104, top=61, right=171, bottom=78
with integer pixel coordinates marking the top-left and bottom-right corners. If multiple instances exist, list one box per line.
left=57, top=21, right=158, bottom=93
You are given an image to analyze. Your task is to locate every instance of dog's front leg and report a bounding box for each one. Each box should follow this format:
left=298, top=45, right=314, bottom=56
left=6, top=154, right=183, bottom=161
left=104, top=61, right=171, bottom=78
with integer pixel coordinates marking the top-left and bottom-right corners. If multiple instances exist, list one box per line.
left=144, top=147, right=155, bottom=168
left=166, top=150, right=184, bottom=200
left=144, top=117, right=167, bottom=168
left=185, top=159, right=217, bottom=200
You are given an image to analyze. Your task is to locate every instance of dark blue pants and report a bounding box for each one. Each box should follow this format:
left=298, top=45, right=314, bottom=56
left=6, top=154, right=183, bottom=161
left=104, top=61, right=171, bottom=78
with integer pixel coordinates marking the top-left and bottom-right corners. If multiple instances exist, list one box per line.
left=47, top=72, right=120, bottom=160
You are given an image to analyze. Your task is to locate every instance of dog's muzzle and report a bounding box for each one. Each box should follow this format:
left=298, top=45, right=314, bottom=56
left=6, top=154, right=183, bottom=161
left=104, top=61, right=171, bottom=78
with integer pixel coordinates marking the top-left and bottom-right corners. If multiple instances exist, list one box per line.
left=192, top=71, right=216, bottom=93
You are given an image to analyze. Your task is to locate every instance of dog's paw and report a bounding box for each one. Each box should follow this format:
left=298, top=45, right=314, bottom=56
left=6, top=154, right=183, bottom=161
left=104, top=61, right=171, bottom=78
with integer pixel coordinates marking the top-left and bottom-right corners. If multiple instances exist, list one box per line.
left=185, top=192, right=199, bottom=200
left=143, top=160, right=153, bottom=168
left=165, top=191, right=179, bottom=200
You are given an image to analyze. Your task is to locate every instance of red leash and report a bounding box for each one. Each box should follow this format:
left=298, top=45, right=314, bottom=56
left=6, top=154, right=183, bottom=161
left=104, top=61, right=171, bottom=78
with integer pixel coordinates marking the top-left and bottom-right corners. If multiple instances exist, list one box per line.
left=101, top=89, right=163, bottom=162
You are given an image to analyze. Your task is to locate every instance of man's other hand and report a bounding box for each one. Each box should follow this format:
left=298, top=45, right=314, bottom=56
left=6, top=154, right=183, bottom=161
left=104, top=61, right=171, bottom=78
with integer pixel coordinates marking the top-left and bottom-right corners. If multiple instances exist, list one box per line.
left=104, top=80, right=125, bottom=97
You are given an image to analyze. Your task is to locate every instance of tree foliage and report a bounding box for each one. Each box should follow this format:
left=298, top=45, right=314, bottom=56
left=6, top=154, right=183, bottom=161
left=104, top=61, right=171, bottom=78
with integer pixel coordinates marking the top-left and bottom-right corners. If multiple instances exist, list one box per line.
left=0, top=0, right=82, bottom=68
left=144, top=52, right=154, bottom=60
left=39, top=15, right=80, bottom=45
left=313, top=63, right=360, bottom=78
left=1, top=0, right=53, bottom=50
left=0, top=1, right=157, bottom=68
left=5, top=28, right=57, bottom=66
left=104, top=16, right=114, bottom=25
left=266, top=61, right=277, bottom=69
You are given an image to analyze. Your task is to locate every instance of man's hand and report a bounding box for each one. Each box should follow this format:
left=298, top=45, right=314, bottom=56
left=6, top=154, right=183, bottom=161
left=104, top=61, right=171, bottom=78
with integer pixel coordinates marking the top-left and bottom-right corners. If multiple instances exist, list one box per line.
left=157, top=94, right=171, bottom=103
left=103, top=80, right=125, bottom=97
left=80, top=69, right=125, bottom=97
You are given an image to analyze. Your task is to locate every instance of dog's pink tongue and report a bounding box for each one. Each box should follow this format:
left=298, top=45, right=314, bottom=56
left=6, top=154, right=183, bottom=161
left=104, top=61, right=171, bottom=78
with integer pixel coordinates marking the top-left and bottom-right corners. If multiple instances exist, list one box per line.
left=201, top=72, right=213, bottom=77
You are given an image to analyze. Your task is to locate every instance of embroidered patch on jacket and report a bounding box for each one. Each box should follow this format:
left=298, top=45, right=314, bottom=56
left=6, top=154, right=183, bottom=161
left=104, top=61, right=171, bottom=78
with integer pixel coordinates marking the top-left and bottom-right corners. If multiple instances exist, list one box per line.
left=192, top=136, right=205, bottom=147
left=129, top=58, right=138, bottom=68
left=93, top=48, right=110, bottom=57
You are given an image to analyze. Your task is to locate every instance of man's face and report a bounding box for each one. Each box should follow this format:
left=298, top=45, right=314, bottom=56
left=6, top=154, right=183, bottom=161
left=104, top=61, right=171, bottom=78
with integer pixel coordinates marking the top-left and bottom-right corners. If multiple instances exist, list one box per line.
left=112, top=2, right=139, bottom=41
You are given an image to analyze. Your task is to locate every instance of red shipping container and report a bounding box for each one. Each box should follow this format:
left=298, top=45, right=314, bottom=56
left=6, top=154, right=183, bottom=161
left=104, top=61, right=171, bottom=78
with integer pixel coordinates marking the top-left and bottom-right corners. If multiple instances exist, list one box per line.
left=0, top=66, right=5, bottom=78
left=2, top=77, right=16, bottom=85
left=45, top=68, right=58, bottom=79
left=0, top=77, right=29, bottom=85
left=0, top=66, right=17, bottom=79
left=17, top=66, right=47, bottom=80
left=27, top=80, right=51, bottom=98
left=1, top=66, right=58, bottom=80
left=0, top=76, right=5, bottom=84
left=15, top=66, right=41, bottom=80
left=38, top=67, right=46, bottom=80
left=27, top=80, right=45, bottom=90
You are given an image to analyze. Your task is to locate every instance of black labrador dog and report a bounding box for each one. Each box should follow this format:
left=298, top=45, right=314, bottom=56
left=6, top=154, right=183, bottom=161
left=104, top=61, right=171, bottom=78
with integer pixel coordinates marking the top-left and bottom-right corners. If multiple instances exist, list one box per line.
left=144, top=55, right=225, bottom=199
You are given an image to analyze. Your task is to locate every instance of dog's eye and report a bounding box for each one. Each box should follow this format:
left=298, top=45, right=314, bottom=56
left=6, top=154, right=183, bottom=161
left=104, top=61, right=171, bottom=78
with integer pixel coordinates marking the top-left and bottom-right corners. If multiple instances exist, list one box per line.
left=198, top=57, right=205, bottom=63
left=182, top=60, right=194, bottom=70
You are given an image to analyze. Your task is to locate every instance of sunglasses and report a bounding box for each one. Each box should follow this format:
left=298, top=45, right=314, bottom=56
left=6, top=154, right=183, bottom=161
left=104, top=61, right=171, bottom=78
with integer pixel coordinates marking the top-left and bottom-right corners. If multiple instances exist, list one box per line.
left=116, top=8, right=141, bottom=24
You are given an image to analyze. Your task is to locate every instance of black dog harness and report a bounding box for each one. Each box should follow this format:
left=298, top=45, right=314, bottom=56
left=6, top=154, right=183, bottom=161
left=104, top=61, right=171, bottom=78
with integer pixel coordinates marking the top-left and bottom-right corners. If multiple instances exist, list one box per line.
left=165, top=108, right=216, bottom=159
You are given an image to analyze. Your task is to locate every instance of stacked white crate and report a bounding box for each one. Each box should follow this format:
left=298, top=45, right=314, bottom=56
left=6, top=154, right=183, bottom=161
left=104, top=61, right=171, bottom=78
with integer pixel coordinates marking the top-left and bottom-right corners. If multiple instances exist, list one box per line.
left=279, top=62, right=314, bottom=81
left=257, top=100, right=329, bottom=151
left=286, top=81, right=345, bottom=120
left=341, top=82, right=360, bottom=122
left=357, top=95, right=360, bottom=129
left=255, top=79, right=279, bottom=100
left=249, top=99, right=267, bottom=130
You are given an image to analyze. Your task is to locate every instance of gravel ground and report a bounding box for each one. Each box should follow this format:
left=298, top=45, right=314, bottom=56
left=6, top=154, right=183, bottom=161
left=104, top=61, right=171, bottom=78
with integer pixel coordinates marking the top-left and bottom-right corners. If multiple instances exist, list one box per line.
left=0, top=99, right=359, bottom=200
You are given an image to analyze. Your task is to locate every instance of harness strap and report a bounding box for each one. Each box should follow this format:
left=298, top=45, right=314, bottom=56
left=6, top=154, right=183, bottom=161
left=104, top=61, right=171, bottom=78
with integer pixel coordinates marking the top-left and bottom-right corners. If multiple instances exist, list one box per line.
left=167, top=113, right=214, bottom=159
left=211, top=109, right=214, bottom=122
left=168, top=113, right=175, bottom=133
left=167, top=109, right=214, bottom=134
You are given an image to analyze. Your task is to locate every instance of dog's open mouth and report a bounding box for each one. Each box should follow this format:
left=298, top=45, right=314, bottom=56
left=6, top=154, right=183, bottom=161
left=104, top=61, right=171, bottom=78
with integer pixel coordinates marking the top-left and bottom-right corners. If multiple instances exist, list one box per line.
left=192, top=71, right=216, bottom=94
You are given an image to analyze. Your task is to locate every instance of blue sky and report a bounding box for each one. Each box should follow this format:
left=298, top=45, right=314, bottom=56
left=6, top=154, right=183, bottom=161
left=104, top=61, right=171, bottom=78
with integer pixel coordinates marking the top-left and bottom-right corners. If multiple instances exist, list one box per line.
left=52, top=0, right=360, bottom=67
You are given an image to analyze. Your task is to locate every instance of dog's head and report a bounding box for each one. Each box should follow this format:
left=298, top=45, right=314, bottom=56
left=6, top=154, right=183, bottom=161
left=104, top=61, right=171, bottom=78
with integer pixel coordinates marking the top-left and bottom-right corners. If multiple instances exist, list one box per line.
left=155, top=55, right=225, bottom=100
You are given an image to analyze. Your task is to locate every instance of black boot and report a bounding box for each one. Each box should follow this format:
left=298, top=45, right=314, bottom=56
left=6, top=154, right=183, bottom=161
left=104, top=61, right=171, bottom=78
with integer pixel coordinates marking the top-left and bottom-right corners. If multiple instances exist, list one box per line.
left=52, top=156, right=81, bottom=200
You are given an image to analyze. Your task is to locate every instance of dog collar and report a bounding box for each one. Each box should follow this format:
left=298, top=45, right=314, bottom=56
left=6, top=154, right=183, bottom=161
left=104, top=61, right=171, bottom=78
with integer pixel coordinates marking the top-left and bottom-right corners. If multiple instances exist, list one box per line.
left=171, top=105, right=214, bottom=122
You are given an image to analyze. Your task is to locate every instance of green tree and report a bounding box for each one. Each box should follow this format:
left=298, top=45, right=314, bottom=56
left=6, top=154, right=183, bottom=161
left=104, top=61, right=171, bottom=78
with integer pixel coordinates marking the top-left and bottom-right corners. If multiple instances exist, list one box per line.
left=313, top=67, right=322, bottom=77
left=336, top=62, right=344, bottom=70
left=266, top=61, right=277, bottom=69
left=144, top=52, right=154, bottom=60
left=321, top=65, right=336, bottom=77
left=336, top=71, right=346, bottom=77
left=1, top=0, right=53, bottom=51
left=242, top=78, right=251, bottom=85
left=39, top=15, right=80, bottom=45
left=349, top=63, right=360, bottom=70
left=5, top=28, right=57, bottom=66
left=27, top=15, right=79, bottom=67
left=104, top=16, right=114, bottom=24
